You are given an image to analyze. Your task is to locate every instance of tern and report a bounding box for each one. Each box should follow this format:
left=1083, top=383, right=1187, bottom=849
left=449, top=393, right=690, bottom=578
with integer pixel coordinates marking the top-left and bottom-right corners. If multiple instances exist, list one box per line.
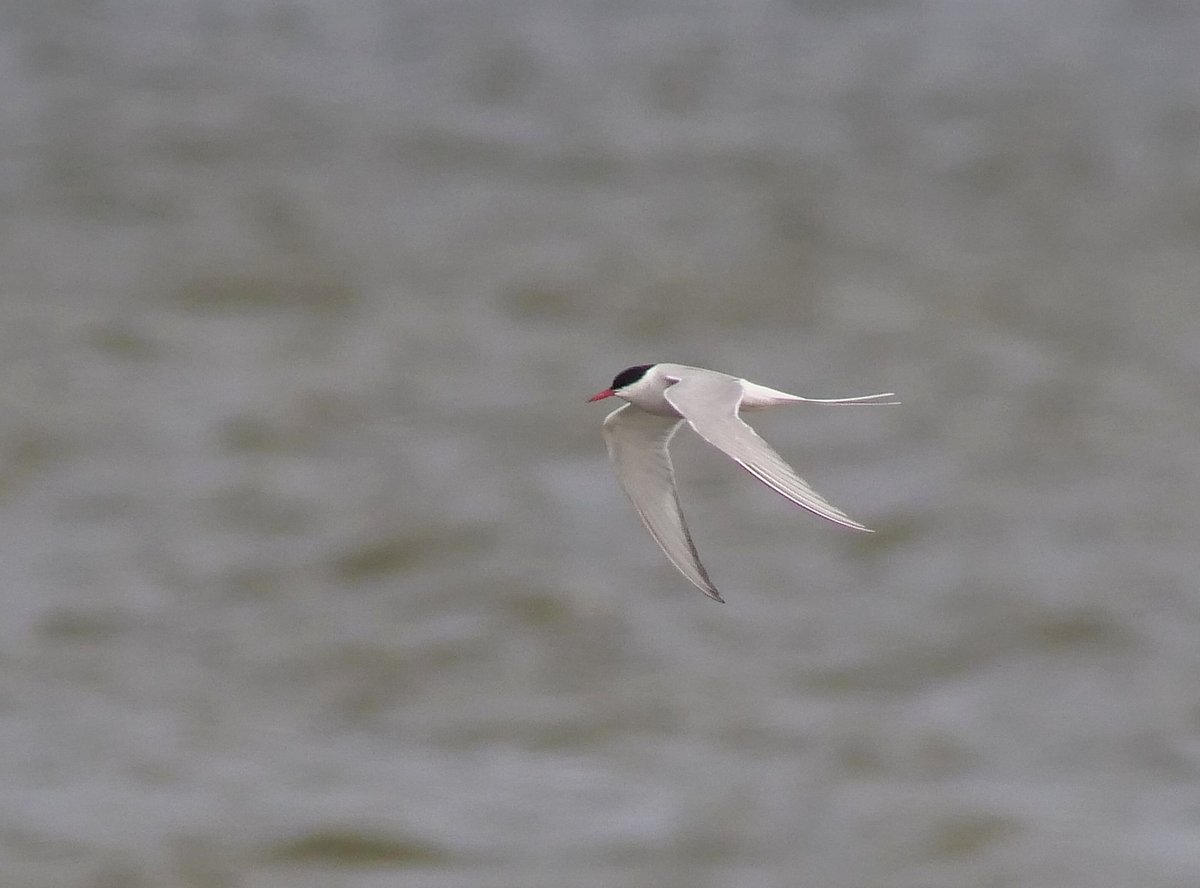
left=588, top=363, right=897, bottom=602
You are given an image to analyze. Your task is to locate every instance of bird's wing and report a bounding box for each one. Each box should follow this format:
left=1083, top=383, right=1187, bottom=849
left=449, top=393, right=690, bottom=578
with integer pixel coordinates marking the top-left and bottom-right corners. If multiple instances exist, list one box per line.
left=602, top=404, right=723, bottom=602
left=664, top=374, right=873, bottom=532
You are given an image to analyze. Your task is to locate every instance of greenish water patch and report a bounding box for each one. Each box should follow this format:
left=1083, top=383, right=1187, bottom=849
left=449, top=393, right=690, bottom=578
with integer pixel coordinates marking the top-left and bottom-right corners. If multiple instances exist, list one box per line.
left=35, top=607, right=130, bottom=642
left=263, top=830, right=447, bottom=867
left=206, top=483, right=313, bottom=535
left=87, top=325, right=162, bottom=360
left=173, top=257, right=357, bottom=315
left=918, top=812, right=1022, bottom=860
left=0, top=431, right=63, bottom=501
left=330, top=526, right=497, bottom=581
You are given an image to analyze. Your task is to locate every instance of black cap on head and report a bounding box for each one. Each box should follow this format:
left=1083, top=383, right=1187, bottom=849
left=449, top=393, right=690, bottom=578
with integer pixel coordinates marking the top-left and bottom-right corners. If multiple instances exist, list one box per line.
left=611, top=364, right=654, bottom=390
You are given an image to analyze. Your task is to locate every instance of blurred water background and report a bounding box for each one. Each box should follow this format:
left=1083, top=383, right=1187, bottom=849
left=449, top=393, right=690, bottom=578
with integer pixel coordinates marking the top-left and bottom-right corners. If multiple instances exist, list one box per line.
left=2, top=0, right=1200, bottom=885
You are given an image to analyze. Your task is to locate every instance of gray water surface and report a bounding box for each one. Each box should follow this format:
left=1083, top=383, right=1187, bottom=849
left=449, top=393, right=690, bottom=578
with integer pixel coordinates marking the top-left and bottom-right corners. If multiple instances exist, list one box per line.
left=2, top=1, right=1200, bottom=886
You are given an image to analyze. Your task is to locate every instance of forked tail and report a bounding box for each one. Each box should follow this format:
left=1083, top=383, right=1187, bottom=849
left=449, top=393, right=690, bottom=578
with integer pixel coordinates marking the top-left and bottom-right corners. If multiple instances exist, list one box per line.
left=794, top=392, right=900, bottom=405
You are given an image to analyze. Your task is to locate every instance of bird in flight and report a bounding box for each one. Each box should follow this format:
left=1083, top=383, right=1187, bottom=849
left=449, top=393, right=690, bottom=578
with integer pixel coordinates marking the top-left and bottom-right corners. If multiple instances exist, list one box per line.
left=588, top=363, right=897, bottom=602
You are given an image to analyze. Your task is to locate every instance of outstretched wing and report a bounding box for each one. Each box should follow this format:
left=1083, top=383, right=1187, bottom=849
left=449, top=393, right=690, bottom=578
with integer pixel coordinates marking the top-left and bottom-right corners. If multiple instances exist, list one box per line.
left=602, top=404, right=723, bottom=601
left=664, top=375, right=873, bottom=532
